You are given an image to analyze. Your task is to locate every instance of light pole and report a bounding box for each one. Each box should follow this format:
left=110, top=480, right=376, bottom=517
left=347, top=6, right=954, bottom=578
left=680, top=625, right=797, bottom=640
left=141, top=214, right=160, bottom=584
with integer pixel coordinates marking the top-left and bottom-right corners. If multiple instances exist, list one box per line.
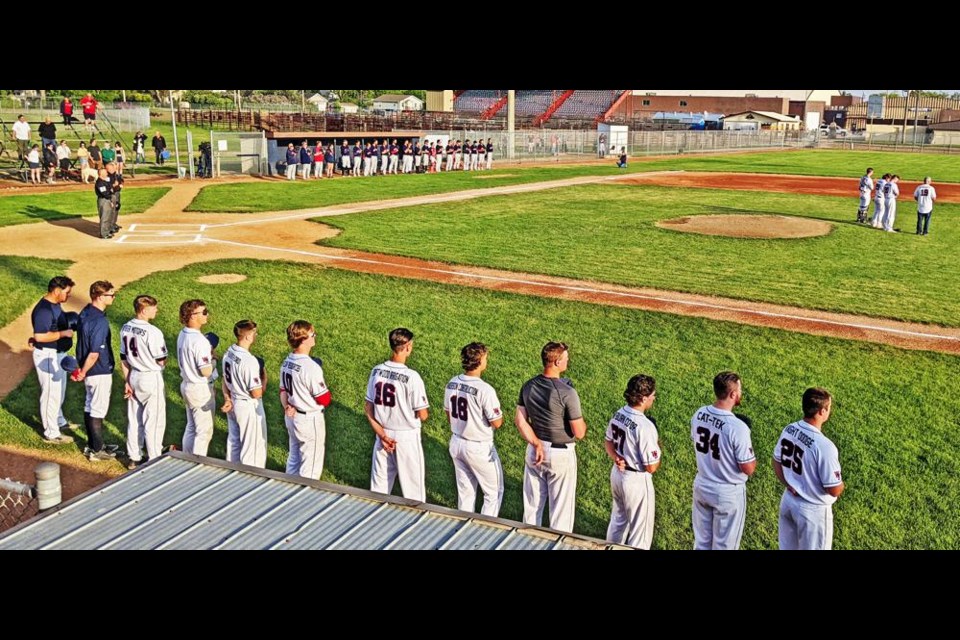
left=169, top=93, right=182, bottom=178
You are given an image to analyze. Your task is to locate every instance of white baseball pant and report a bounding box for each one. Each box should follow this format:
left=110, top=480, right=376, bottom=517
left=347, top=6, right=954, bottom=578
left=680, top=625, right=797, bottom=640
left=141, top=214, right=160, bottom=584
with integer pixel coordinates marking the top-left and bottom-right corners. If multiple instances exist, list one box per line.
left=692, top=476, right=747, bottom=550
left=859, top=192, right=870, bottom=213
left=446, top=154, right=455, bottom=172
left=471, top=154, right=479, bottom=170
left=226, top=398, right=267, bottom=468
left=389, top=155, right=398, bottom=173
left=33, top=348, right=68, bottom=440
left=126, top=369, right=165, bottom=462
left=449, top=434, right=503, bottom=517
left=607, top=466, right=655, bottom=550
left=522, top=442, right=577, bottom=533
left=300, top=163, right=311, bottom=179
left=370, top=427, right=425, bottom=502
left=883, top=199, right=897, bottom=231
left=402, top=155, right=413, bottom=173
left=285, top=163, right=297, bottom=180
left=779, top=491, right=834, bottom=550
left=314, top=161, right=324, bottom=178
left=180, top=380, right=215, bottom=456
left=486, top=153, right=492, bottom=170
left=83, top=374, right=112, bottom=419
left=285, top=409, right=326, bottom=479
left=872, top=196, right=885, bottom=227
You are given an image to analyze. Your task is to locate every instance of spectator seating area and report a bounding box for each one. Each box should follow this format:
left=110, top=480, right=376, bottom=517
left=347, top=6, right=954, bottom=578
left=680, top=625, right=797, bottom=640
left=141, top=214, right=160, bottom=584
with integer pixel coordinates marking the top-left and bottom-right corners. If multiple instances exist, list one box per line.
left=551, top=90, right=623, bottom=121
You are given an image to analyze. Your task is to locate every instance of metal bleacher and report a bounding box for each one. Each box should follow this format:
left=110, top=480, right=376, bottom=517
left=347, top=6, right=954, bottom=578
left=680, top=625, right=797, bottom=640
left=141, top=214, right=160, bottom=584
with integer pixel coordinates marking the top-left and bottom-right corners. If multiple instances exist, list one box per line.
left=454, top=90, right=506, bottom=115
left=551, top=90, right=623, bottom=121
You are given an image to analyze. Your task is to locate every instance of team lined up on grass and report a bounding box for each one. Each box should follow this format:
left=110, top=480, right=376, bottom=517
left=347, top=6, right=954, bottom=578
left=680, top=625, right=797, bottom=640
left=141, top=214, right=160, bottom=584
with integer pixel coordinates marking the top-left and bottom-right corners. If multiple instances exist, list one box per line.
left=28, top=278, right=845, bottom=550
left=857, top=167, right=939, bottom=235
left=281, top=138, right=495, bottom=180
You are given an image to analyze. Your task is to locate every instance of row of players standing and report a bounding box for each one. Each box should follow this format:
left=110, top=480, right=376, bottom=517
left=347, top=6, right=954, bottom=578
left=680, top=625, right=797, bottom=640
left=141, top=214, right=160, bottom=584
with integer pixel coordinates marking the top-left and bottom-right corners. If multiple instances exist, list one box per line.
left=857, top=167, right=938, bottom=235
left=30, top=279, right=844, bottom=550
left=282, top=138, right=495, bottom=180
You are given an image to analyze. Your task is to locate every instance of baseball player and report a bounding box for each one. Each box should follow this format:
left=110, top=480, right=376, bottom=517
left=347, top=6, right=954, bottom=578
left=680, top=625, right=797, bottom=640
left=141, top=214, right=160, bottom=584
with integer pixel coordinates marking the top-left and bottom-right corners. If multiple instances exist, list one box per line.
left=30, top=275, right=77, bottom=444
left=871, top=173, right=889, bottom=228
left=119, top=295, right=168, bottom=469
left=279, top=320, right=331, bottom=479
left=444, top=342, right=504, bottom=516
left=772, top=387, right=844, bottom=550
left=221, top=320, right=268, bottom=468
left=882, top=174, right=901, bottom=232
left=857, top=167, right=874, bottom=223
left=514, top=341, right=588, bottom=534
left=689, top=371, right=756, bottom=550
left=365, top=327, right=430, bottom=502
left=177, top=299, right=218, bottom=456
left=74, top=281, right=118, bottom=461
left=485, top=138, right=494, bottom=170
left=914, top=176, right=937, bottom=236
left=605, top=374, right=661, bottom=550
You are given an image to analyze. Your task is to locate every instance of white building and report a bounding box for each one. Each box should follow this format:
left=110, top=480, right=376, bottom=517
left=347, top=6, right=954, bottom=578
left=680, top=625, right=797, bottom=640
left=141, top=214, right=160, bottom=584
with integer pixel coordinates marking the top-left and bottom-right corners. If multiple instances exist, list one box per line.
left=372, top=94, right=424, bottom=113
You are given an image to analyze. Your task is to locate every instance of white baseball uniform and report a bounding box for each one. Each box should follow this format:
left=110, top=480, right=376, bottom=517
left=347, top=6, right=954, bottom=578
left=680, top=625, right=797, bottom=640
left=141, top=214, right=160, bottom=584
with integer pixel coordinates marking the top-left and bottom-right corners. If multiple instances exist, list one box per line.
left=223, top=344, right=267, bottom=468
left=858, top=174, right=874, bottom=219
left=120, top=319, right=168, bottom=462
left=882, top=180, right=900, bottom=231
left=773, top=420, right=843, bottom=550
left=280, top=353, right=329, bottom=479
left=915, top=183, right=937, bottom=235
left=606, top=405, right=661, bottom=550
left=444, top=373, right=504, bottom=516
left=690, top=405, right=755, bottom=550
left=177, top=328, right=217, bottom=456
left=366, top=360, right=429, bottom=502
left=871, top=178, right=886, bottom=227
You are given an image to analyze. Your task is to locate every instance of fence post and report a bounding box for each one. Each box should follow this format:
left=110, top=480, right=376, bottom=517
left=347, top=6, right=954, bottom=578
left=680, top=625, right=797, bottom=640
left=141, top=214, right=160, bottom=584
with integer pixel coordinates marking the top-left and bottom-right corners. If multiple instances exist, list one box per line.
left=34, top=462, right=61, bottom=511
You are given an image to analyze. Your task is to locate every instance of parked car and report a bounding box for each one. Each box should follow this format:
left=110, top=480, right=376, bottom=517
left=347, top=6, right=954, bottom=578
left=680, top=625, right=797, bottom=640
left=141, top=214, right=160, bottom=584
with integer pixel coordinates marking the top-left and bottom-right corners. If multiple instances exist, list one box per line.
left=819, top=125, right=848, bottom=137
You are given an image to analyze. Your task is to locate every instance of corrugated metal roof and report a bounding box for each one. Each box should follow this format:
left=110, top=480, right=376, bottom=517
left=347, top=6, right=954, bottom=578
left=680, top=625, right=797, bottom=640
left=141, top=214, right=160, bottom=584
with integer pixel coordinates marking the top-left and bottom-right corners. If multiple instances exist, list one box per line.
left=0, top=453, right=628, bottom=550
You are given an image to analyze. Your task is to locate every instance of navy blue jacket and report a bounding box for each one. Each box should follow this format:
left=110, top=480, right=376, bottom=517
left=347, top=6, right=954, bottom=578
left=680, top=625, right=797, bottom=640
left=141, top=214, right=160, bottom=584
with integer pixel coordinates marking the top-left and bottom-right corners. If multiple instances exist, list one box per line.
left=76, top=304, right=114, bottom=377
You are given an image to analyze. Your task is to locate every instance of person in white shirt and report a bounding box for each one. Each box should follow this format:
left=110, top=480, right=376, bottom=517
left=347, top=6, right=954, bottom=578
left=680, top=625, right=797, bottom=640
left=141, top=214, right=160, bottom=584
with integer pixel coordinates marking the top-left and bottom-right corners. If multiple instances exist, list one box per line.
left=56, top=140, right=72, bottom=177
left=279, top=320, right=331, bottom=479
left=444, top=342, right=504, bottom=516
left=176, top=299, right=218, bottom=456
left=605, top=374, right=662, bottom=550
left=221, top=319, right=267, bottom=468
left=12, top=114, right=31, bottom=162
left=772, top=387, right=844, bottom=550
left=882, top=174, right=901, bottom=232
left=365, top=327, right=430, bottom=502
left=120, top=295, right=168, bottom=469
left=914, top=176, right=937, bottom=236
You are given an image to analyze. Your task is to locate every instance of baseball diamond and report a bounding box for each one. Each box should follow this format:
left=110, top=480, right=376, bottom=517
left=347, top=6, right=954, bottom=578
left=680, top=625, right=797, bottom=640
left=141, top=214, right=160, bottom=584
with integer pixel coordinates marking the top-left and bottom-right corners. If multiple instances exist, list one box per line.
left=1, top=146, right=958, bottom=550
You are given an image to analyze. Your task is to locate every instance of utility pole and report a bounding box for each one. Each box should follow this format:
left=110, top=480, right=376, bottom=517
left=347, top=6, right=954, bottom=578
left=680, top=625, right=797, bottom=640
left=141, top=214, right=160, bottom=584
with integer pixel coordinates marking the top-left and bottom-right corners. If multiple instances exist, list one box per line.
left=913, top=90, right=921, bottom=145
left=901, top=90, right=909, bottom=144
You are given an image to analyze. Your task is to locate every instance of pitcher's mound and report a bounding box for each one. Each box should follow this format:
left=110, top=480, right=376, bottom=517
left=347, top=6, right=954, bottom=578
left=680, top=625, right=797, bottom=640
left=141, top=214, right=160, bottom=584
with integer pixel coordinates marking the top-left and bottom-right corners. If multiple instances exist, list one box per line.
left=197, top=273, right=248, bottom=284
left=657, top=214, right=832, bottom=239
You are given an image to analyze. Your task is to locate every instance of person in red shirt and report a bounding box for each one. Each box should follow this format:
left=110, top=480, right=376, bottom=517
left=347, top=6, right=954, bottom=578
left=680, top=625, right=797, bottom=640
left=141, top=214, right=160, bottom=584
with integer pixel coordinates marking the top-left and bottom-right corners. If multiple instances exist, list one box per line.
left=80, top=93, right=98, bottom=131
left=60, top=96, right=74, bottom=126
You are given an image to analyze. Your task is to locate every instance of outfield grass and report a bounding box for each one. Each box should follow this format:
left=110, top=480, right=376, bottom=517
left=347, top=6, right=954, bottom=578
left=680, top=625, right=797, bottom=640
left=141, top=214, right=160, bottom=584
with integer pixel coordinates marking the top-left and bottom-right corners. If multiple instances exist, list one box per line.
left=0, top=187, right=169, bottom=228
left=0, top=256, right=73, bottom=329
left=185, top=164, right=649, bottom=212
left=644, top=149, right=960, bottom=182
left=318, top=183, right=960, bottom=326
left=2, top=258, right=956, bottom=549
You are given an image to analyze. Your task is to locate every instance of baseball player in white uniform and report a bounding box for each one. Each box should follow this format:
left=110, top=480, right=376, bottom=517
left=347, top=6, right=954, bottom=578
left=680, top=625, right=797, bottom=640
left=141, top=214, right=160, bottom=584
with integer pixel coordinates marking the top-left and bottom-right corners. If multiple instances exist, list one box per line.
left=772, top=387, right=844, bottom=550
left=857, top=167, right=874, bottom=223
left=882, top=174, right=900, bottom=232
left=221, top=320, right=268, bottom=468
left=30, top=275, right=77, bottom=444
left=177, top=299, right=218, bottom=456
left=914, top=176, right=937, bottom=236
left=690, top=371, right=756, bottom=550
left=605, top=374, right=662, bottom=550
left=444, top=342, right=504, bottom=516
left=279, top=320, right=331, bottom=479
left=119, top=295, right=168, bottom=469
left=365, top=327, right=430, bottom=502
left=871, top=173, right=889, bottom=228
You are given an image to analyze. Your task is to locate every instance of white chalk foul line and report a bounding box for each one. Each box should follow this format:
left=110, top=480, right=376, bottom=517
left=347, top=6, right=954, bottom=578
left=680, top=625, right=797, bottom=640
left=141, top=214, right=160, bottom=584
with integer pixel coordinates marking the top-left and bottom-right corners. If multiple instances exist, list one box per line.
left=203, top=238, right=960, bottom=343
left=203, top=172, right=684, bottom=230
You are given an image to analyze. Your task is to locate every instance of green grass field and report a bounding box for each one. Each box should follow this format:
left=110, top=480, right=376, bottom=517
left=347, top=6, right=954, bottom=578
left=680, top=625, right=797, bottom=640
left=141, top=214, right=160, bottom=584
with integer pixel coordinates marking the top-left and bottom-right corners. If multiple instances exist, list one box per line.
left=0, top=187, right=169, bottom=228
left=0, top=256, right=72, bottom=329
left=317, top=183, right=960, bottom=326
left=2, top=258, right=956, bottom=549
left=649, top=149, right=960, bottom=182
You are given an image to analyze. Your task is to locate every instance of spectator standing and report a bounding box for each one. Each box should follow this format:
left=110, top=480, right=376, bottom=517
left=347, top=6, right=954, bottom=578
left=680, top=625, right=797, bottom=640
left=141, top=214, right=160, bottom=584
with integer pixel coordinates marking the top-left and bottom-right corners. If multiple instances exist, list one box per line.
left=38, top=117, right=57, bottom=150
left=133, top=131, right=147, bottom=164
left=12, top=115, right=31, bottom=163
left=152, top=131, right=167, bottom=165
left=60, top=96, right=74, bottom=125
left=80, top=93, right=98, bottom=131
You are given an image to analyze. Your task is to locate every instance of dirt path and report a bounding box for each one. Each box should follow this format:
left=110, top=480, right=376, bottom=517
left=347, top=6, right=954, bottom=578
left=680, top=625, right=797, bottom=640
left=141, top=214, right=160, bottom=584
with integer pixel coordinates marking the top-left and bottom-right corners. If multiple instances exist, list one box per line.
left=3, top=171, right=959, bottom=404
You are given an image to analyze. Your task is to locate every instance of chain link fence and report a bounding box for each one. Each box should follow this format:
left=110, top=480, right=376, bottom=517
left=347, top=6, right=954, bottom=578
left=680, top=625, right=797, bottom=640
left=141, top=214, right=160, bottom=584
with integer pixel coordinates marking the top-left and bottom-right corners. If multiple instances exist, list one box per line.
left=0, top=478, right=38, bottom=534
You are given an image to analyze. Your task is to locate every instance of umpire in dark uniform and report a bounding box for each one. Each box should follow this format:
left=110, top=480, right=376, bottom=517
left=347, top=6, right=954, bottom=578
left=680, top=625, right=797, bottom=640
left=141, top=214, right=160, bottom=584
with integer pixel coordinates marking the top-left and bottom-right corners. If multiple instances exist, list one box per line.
left=94, top=168, right=115, bottom=239
left=514, top=341, right=588, bottom=534
left=106, top=162, right=123, bottom=235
